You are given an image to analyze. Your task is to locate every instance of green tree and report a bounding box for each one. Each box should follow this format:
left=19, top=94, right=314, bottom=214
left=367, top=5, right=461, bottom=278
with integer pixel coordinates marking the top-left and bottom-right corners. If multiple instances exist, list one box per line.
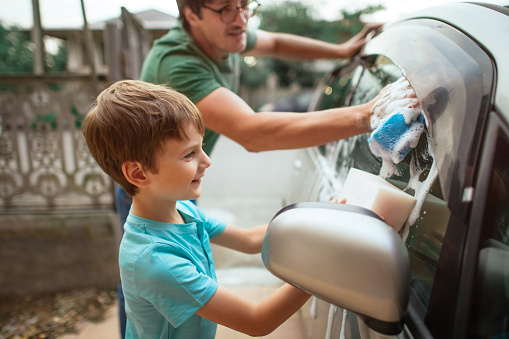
left=0, top=21, right=68, bottom=75
left=240, top=1, right=384, bottom=89
left=0, top=23, right=34, bottom=74
left=45, top=38, right=68, bottom=74
left=336, top=5, right=385, bottom=40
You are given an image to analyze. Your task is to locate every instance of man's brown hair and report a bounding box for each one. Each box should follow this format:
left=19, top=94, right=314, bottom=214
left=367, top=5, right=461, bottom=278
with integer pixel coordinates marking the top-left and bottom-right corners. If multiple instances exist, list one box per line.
left=176, top=0, right=207, bottom=31
left=82, top=80, right=204, bottom=196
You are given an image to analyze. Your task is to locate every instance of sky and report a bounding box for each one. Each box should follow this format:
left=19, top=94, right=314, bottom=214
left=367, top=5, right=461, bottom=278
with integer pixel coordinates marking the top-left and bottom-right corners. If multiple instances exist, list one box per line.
left=0, top=0, right=473, bottom=29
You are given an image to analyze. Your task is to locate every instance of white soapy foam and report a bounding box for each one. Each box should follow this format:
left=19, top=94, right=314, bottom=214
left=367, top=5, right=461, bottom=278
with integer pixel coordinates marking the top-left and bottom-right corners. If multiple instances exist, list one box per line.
left=370, top=77, right=419, bottom=129
left=378, top=139, right=438, bottom=241
left=369, top=77, right=425, bottom=164
left=371, top=77, right=439, bottom=237
left=401, top=140, right=438, bottom=241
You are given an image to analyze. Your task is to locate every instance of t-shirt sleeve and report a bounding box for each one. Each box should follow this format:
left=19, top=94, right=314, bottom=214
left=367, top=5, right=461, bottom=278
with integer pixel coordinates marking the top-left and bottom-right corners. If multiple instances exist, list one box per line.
left=135, top=243, right=218, bottom=328
left=179, top=201, right=226, bottom=238
left=159, top=56, right=222, bottom=104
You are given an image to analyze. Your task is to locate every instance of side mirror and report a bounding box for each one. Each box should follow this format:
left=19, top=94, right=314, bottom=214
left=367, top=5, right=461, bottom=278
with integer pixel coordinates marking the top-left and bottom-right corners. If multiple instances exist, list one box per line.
left=262, top=202, right=410, bottom=335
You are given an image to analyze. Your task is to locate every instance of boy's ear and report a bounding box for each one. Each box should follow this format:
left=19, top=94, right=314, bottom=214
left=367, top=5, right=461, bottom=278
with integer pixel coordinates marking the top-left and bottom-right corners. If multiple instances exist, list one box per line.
left=122, top=161, right=150, bottom=188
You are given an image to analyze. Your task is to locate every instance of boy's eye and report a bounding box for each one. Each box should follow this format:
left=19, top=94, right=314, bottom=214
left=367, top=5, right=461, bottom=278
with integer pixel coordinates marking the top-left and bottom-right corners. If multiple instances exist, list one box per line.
left=184, top=151, right=195, bottom=159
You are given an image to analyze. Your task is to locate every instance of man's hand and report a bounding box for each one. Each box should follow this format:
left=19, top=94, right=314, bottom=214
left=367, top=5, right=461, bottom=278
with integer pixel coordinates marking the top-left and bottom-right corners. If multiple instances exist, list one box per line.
left=370, top=77, right=419, bottom=130
left=330, top=197, right=347, bottom=204
left=340, top=22, right=384, bottom=58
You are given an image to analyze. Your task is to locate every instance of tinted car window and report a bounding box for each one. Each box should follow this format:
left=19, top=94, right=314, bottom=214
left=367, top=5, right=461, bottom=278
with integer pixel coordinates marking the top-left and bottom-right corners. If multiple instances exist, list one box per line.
left=322, top=55, right=446, bottom=307
left=315, top=63, right=362, bottom=157
left=309, top=55, right=442, bottom=310
left=312, top=18, right=495, bottom=309
left=366, top=19, right=494, bottom=209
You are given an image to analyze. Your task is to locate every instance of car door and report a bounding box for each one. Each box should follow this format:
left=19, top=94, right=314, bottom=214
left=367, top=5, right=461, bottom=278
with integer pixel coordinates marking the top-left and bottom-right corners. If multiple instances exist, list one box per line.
left=464, top=112, right=509, bottom=338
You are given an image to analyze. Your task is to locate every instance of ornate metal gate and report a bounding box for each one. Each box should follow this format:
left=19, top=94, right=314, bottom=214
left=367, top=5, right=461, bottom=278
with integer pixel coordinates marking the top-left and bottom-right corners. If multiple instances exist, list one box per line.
left=0, top=78, right=112, bottom=211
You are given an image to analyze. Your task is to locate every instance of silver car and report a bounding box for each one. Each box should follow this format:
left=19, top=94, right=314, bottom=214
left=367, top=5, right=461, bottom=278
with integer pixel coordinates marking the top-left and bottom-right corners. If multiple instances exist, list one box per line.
left=262, top=2, right=509, bottom=338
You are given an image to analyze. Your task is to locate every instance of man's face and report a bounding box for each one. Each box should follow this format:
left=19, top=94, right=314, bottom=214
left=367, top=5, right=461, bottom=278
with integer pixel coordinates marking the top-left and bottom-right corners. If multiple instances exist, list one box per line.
left=189, top=0, right=250, bottom=59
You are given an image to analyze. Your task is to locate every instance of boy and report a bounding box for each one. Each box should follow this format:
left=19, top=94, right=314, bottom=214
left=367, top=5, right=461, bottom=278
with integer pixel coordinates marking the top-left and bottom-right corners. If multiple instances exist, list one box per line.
left=82, top=80, right=310, bottom=338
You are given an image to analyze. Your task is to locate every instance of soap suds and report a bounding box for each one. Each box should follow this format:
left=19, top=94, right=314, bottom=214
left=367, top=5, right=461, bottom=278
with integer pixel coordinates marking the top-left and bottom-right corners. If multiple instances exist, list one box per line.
left=370, top=77, right=419, bottom=129
left=400, top=142, right=438, bottom=241
left=370, top=77, right=438, bottom=237
left=369, top=77, right=425, bottom=164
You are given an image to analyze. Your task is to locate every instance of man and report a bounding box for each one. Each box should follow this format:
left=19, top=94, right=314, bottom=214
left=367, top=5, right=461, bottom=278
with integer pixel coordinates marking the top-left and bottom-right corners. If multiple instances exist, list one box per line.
left=140, top=0, right=383, bottom=155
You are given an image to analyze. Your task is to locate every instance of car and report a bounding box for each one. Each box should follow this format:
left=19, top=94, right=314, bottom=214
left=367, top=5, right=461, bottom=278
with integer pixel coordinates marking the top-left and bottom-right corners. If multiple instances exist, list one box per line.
left=261, top=2, right=509, bottom=339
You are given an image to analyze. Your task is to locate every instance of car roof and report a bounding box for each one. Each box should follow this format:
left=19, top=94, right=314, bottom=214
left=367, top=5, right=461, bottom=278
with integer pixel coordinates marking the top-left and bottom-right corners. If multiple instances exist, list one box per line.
left=393, top=1, right=509, bottom=121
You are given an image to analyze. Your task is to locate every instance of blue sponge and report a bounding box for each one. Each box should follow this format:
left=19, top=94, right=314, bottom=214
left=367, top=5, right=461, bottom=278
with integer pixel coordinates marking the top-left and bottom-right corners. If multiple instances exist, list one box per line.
left=368, top=112, right=425, bottom=164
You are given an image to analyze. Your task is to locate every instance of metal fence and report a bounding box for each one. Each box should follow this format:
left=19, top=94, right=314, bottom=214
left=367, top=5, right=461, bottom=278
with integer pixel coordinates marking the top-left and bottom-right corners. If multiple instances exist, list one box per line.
left=0, top=77, right=113, bottom=212
left=0, top=1, right=157, bottom=213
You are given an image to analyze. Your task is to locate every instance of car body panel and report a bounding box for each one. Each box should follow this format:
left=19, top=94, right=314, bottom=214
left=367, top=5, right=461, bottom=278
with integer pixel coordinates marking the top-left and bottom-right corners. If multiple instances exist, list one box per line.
left=393, top=2, right=509, bottom=119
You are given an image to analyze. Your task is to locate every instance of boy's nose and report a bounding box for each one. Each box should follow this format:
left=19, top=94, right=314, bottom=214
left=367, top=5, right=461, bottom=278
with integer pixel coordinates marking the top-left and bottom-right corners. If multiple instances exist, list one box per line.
left=201, top=152, right=212, bottom=169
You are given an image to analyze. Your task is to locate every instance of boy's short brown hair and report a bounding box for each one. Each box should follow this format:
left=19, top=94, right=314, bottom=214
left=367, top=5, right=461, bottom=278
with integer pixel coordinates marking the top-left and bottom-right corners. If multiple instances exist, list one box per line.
left=82, top=80, right=204, bottom=196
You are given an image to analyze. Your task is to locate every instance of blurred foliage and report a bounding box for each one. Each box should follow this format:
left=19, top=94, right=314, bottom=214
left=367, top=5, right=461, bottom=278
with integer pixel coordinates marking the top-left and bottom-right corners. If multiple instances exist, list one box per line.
left=0, top=23, right=34, bottom=74
left=240, top=1, right=384, bottom=89
left=0, top=21, right=68, bottom=75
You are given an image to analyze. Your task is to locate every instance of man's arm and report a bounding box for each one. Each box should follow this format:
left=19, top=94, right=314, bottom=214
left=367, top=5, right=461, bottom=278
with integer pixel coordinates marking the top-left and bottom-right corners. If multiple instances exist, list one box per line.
left=210, top=223, right=267, bottom=254
left=245, top=23, right=382, bottom=61
left=196, top=284, right=311, bottom=336
left=196, top=86, right=375, bottom=152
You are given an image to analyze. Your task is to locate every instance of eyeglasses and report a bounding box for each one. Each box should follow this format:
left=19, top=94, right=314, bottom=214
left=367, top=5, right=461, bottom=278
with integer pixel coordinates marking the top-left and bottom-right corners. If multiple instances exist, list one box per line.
left=202, top=1, right=261, bottom=24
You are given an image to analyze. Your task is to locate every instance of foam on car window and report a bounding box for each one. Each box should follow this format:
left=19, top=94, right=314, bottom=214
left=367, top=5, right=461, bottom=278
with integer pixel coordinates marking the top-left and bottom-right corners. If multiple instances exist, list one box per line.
left=366, top=77, right=440, bottom=239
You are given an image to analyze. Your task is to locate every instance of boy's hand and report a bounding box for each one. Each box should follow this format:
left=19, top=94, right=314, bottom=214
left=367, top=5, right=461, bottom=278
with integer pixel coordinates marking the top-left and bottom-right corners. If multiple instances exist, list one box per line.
left=211, top=224, right=267, bottom=254
left=330, top=197, right=388, bottom=223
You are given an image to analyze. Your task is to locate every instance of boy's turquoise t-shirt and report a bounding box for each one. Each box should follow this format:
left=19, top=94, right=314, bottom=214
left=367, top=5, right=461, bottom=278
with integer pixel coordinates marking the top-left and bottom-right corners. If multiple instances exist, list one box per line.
left=119, top=200, right=226, bottom=339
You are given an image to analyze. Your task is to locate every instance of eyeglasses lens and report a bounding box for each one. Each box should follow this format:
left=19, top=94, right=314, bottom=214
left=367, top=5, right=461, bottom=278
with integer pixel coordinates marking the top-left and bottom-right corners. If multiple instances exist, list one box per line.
left=221, top=1, right=259, bottom=23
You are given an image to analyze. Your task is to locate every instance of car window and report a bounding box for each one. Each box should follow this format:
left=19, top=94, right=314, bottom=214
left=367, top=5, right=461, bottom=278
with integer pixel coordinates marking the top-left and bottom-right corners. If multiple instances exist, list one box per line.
left=468, top=120, right=509, bottom=338
left=315, top=62, right=362, bottom=157
left=366, top=19, right=494, bottom=209
left=308, top=15, right=495, bottom=319
left=354, top=56, right=449, bottom=308
left=315, top=55, right=449, bottom=308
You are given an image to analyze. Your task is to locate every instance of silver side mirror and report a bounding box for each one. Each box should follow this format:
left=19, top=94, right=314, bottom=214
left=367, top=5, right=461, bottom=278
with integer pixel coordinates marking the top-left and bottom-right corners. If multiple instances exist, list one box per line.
left=262, top=202, right=410, bottom=335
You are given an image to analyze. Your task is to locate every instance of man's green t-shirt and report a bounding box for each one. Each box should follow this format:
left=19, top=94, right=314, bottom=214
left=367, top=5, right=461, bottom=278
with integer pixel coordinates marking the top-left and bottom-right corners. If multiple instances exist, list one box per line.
left=140, top=24, right=257, bottom=155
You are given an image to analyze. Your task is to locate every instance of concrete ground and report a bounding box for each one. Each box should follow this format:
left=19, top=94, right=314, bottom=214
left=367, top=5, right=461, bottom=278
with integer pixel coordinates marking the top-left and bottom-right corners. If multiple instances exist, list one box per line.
left=59, top=136, right=301, bottom=338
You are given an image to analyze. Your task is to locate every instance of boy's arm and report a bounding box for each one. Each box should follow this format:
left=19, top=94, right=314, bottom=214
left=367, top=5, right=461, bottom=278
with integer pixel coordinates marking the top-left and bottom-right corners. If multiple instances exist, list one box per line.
left=196, top=284, right=310, bottom=336
left=210, top=224, right=267, bottom=254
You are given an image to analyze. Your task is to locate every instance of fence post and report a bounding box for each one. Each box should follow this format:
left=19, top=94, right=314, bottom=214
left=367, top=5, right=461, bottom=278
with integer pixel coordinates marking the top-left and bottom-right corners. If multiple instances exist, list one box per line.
left=31, top=0, right=45, bottom=76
